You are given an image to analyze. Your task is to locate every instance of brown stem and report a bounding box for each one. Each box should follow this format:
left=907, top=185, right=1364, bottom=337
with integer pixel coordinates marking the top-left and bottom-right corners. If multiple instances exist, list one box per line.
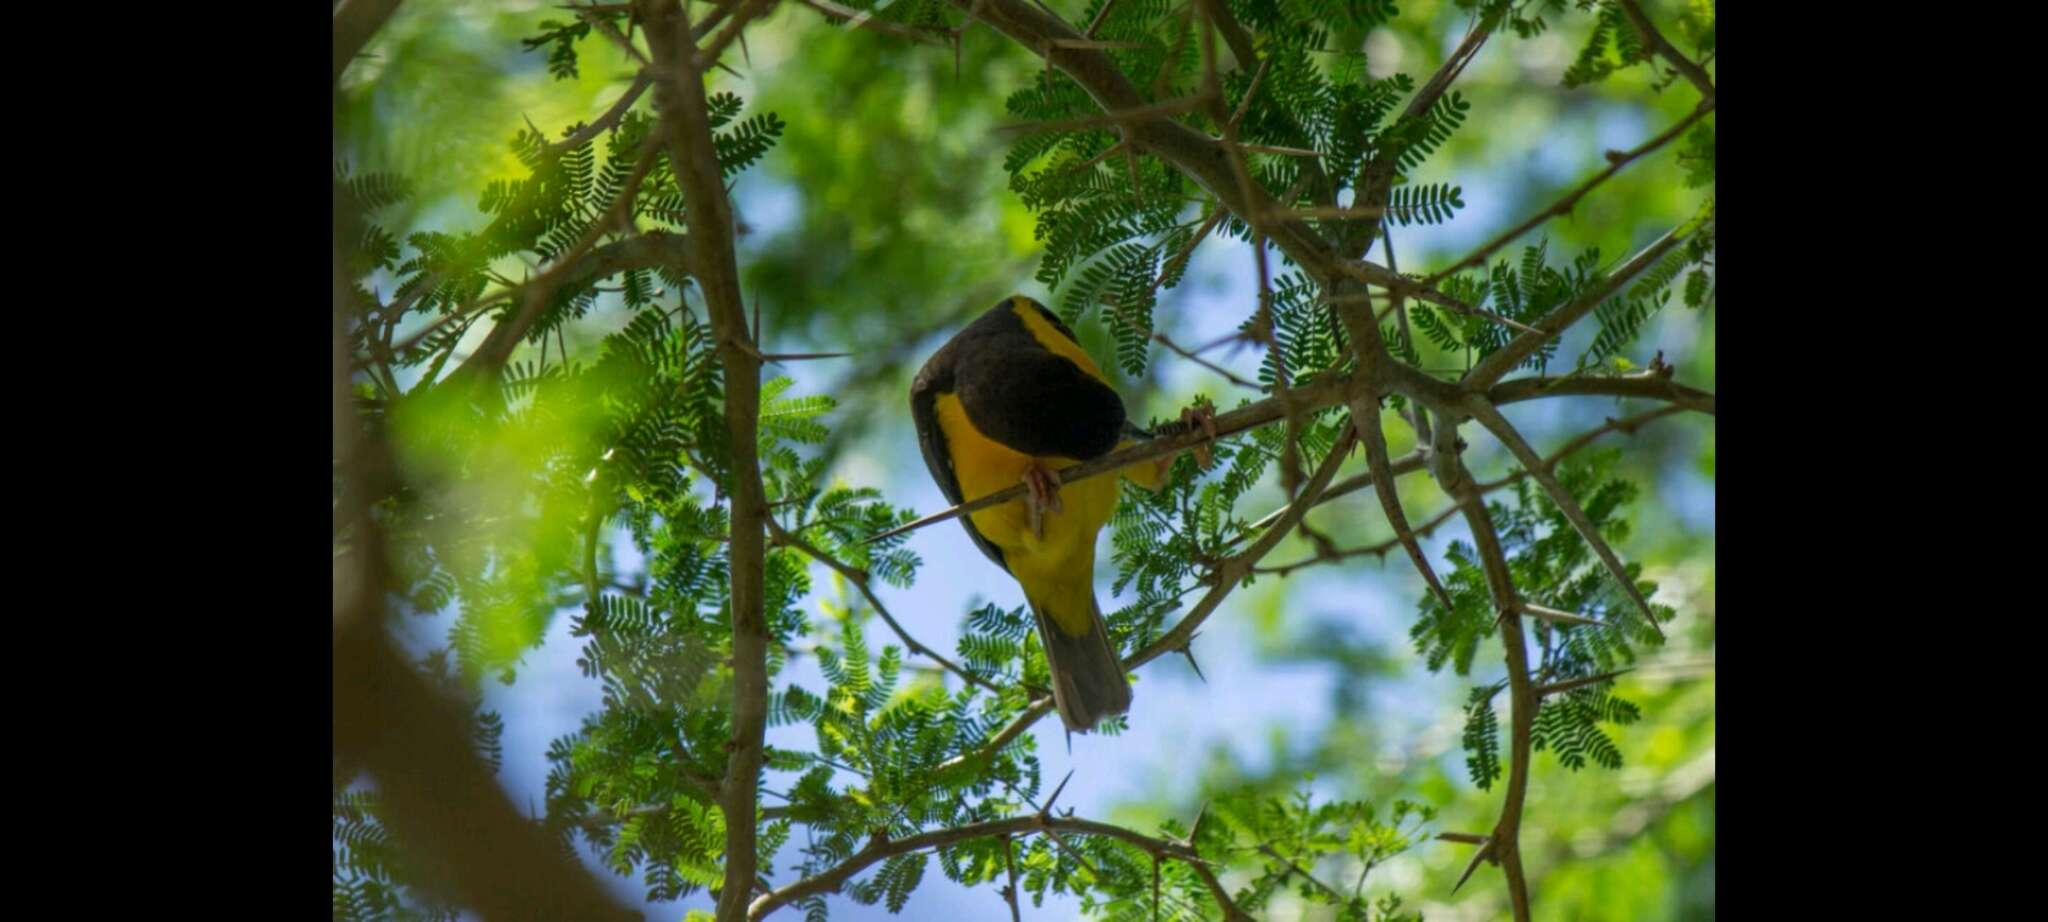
left=542, top=73, right=656, bottom=159
left=333, top=0, right=404, bottom=88
left=1486, top=372, right=1714, bottom=414
left=1428, top=423, right=1533, bottom=922
left=1616, top=0, right=1716, bottom=100
left=453, top=130, right=667, bottom=379
left=1463, top=398, right=1665, bottom=640
left=745, top=814, right=1248, bottom=920
left=1428, top=99, right=1714, bottom=285
left=1462, top=222, right=1694, bottom=389
left=639, top=3, right=771, bottom=919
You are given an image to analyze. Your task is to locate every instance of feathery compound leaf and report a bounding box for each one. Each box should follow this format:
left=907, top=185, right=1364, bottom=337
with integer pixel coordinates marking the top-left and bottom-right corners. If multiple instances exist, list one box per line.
left=716, top=112, right=788, bottom=178
left=1679, top=121, right=1716, bottom=188
left=522, top=18, right=594, bottom=80
left=1383, top=182, right=1465, bottom=226
left=1462, top=687, right=1503, bottom=790
left=878, top=852, right=928, bottom=912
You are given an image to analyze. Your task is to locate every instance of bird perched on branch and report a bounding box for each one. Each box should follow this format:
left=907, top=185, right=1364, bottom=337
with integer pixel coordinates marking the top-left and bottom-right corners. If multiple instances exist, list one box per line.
left=911, top=296, right=1214, bottom=732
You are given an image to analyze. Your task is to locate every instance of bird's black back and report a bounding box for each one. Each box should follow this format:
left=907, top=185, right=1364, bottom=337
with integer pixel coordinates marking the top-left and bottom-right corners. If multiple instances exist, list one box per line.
left=909, top=298, right=1129, bottom=570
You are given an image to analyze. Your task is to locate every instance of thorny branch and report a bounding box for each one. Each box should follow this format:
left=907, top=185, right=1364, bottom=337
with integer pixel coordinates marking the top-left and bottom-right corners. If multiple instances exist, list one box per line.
left=1464, top=399, right=1666, bottom=639
left=1428, top=99, right=1715, bottom=284
left=1254, top=405, right=1692, bottom=578
left=541, top=72, right=656, bottom=159
left=333, top=0, right=405, bottom=88
left=639, top=2, right=771, bottom=919
left=745, top=813, right=1253, bottom=921
left=1616, top=0, right=1716, bottom=100
left=1428, top=421, right=1536, bottom=922
left=933, top=424, right=1359, bottom=777
left=455, top=128, right=667, bottom=379
left=1463, top=221, right=1699, bottom=390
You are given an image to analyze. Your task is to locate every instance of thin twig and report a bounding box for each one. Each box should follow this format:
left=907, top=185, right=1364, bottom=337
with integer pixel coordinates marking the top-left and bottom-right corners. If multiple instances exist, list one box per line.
left=1428, top=99, right=1714, bottom=285
left=1357, top=388, right=1456, bottom=612
left=1257, top=843, right=1352, bottom=905
left=1082, top=0, right=1121, bottom=37
left=1463, top=398, right=1666, bottom=640
left=570, top=2, right=652, bottom=64
left=1462, top=221, right=1697, bottom=389
left=744, top=813, right=1250, bottom=920
left=1616, top=0, right=1715, bottom=99
left=543, top=73, right=656, bottom=158
left=995, top=94, right=1212, bottom=136
left=1237, top=143, right=1323, bottom=157
left=1486, top=371, right=1715, bottom=414
left=800, top=0, right=951, bottom=45
left=768, top=519, right=1004, bottom=694
left=694, top=0, right=776, bottom=70
left=1519, top=602, right=1602, bottom=627
left=865, top=367, right=1364, bottom=544
left=1535, top=668, right=1632, bottom=697
left=454, top=127, right=666, bottom=378
left=932, top=426, right=1358, bottom=777
left=639, top=6, right=771, bottom=920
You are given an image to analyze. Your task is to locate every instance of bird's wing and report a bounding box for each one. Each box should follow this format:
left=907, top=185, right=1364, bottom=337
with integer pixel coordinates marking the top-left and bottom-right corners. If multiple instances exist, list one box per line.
left=910, top=358, right=1010, bottom=572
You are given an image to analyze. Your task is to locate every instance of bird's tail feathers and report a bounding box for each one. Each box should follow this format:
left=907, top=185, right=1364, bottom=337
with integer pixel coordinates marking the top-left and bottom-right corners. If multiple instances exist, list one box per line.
left=1029, top=595, right=1133, bottom=733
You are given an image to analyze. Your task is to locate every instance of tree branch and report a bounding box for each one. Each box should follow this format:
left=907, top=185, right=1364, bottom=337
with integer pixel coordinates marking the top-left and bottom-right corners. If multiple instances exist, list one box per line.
left=456, top=127, right=666, bottom=379
left=933, top=424, right=1357, bottom=776
left=1616, top=0, right=1715, bottom=100
left=542, top=72, right=656, bottom=159
left=1486, top=370, right=1714, bottom=414
left=1127, top=424, right=1357, bottom=672
left=695, top=0, right=778, bottom=71
left=1257, top=843, right=1352, bottom=907
left=1425, top=423, right=1533, bottom=922
left=799, top=0, right=951, bottom=45
left=941, top=0, right=1419, bottom=299
left=867, top=367, right=1364, bottom=544
left=1356, top=386, right=1456, bottom=612
left=639, top=4, right=771, bottom=919
left=746, top=813, right=1249, bottom=920
left=1332, top=7, right=1497, bottom=260
left=1461, top=221, right=1696, bottom=389
left=1256, top=405, right=1691, bottom=577
left=390, top=230, right=691, bottom=365
left=1463, top=397, right=1665, bottom=639
left=333, top=628, right=644, bottom=920
left=1427, top=98, right=1714, bottom=285
left=333, top=0, right=404, bottom=88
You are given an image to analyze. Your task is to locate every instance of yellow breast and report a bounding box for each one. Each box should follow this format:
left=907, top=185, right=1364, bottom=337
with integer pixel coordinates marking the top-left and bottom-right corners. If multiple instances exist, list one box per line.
left=930, top=298, right=1171, bottom=632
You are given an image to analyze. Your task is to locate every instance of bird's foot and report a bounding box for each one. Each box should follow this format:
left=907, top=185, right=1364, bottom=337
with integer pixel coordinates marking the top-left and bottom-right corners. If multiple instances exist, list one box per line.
left=1181, top=399, right=1218, bottom=469
left=1020, top=461, right=1063, bottom=540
